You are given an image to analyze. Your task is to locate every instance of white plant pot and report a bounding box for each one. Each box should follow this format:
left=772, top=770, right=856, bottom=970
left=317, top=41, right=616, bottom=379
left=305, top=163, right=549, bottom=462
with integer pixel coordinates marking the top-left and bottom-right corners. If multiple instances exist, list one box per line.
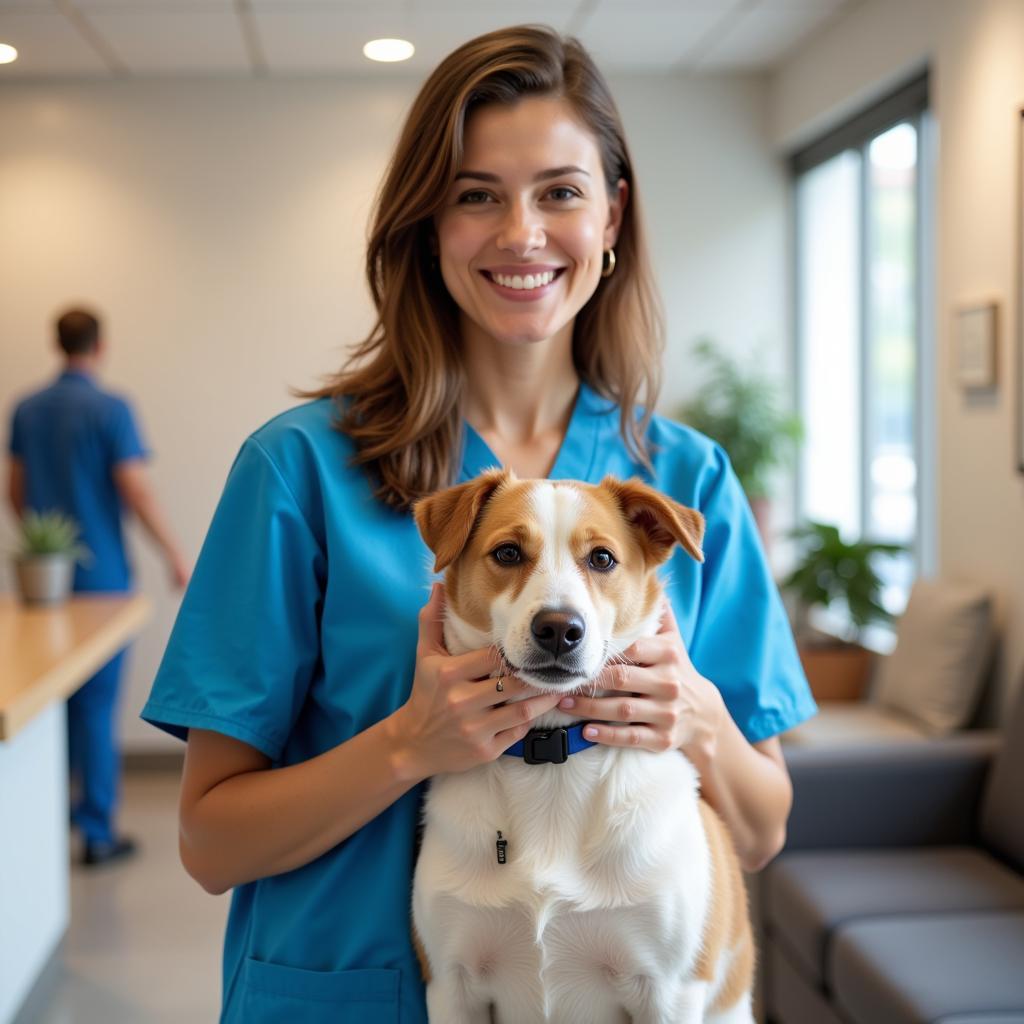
left=14, top=554, right=75, bottom=605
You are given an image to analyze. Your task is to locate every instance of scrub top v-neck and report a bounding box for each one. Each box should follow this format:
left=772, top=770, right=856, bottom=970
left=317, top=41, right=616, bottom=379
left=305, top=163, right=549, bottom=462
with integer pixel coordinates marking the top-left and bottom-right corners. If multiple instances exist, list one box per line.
left=142, top=383, right=815, bottom=1024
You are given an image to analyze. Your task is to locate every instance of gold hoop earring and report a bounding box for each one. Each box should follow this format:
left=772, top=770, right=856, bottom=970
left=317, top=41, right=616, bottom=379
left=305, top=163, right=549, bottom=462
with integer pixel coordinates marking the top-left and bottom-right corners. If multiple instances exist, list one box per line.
left=601, top=248, right=617, bottom=278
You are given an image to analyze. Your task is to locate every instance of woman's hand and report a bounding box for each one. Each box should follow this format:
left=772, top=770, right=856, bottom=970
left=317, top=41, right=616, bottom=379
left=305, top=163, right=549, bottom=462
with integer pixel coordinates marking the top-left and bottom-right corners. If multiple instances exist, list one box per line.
left=555, top=599, right=725, bottom=759
left=392, top=583, right=564, bottom=779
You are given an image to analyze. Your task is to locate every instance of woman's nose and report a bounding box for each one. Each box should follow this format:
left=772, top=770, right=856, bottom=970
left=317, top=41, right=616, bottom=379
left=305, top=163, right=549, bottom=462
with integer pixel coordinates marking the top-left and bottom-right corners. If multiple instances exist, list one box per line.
left=496, top=201, right=545, bottom=255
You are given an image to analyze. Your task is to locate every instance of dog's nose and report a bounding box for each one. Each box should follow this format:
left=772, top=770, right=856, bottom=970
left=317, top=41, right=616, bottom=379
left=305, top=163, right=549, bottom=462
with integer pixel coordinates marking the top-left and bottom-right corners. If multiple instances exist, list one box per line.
left=530, top=609, right=586, bottom=658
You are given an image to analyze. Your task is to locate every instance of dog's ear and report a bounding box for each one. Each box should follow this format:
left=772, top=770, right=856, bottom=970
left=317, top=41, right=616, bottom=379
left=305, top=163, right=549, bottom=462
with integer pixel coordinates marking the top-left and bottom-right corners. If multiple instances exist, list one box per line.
left=599, top=476, right=705, bottom=565
left=413, top=468, right=513, bottom=573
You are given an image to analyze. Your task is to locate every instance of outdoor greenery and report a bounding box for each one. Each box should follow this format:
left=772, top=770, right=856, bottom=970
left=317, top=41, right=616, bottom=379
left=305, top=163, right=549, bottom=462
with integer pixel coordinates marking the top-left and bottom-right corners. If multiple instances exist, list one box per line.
left=15, top=509, right=92, bottom=565
left=782, top=520, right=906, bottom=642
left=677, top=337, right=803, bottom=500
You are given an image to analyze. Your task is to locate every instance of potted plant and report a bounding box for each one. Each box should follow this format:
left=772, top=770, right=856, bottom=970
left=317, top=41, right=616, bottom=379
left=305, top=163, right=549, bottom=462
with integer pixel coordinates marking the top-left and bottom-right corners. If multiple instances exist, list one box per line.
left=677, top=337, right=803, bottom=547
left=781, top=521, right=906, bottom=701
left=12, top=510, right=92, bottom=605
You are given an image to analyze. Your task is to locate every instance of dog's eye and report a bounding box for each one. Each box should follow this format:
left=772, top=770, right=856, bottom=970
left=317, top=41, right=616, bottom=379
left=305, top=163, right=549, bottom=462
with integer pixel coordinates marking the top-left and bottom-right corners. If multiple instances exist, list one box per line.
left=589, top=548, right=616, bottom=571
left=493, top=543, right=522, bottom=565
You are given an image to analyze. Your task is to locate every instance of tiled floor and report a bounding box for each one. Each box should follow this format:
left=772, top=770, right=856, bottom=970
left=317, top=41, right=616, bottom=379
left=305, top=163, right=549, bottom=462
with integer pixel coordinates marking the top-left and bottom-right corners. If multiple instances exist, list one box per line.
left=35, top=772, right=228, bottom=1024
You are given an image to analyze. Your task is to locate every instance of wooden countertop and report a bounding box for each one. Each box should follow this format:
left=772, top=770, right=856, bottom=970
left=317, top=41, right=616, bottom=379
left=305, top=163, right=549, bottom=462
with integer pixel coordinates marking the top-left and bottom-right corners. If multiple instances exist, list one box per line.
left=0, top=593, right=152, bottom=741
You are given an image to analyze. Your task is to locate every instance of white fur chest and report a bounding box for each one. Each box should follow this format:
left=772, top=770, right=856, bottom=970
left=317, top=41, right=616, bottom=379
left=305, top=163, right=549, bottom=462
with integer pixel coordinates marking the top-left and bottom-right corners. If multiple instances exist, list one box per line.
left=412, top=743, right=714, bottom=1023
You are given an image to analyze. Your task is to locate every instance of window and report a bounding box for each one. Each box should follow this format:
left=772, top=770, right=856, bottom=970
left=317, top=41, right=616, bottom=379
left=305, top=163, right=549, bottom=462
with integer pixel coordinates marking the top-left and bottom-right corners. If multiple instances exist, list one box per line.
left=792, top=73, right=934, bottom=625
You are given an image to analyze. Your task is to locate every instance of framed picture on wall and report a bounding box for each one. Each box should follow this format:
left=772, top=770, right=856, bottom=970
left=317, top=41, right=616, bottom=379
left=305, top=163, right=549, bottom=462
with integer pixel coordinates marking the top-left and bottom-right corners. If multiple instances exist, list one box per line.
left=955, top=302, right=997, bottom=390
left=1015, top=108, right=1024, bottom=471
left=1018, top=109, right=1024, bottom=472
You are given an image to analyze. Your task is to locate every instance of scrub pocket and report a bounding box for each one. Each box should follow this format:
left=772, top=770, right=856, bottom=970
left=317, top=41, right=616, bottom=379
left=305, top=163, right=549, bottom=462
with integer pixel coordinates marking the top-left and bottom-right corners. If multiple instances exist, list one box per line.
left=236, top=957, right=400, bottom=1023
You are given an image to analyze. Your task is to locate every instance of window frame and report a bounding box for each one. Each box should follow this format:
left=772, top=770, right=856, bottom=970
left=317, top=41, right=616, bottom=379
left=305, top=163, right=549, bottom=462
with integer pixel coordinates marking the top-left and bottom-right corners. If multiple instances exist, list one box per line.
left=789, top=71, right=936, bottom=634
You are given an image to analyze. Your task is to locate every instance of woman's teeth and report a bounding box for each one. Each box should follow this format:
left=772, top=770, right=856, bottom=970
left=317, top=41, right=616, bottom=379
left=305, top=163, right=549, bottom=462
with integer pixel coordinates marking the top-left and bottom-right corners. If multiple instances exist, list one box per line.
left=489, top=269, right=558, bottom=290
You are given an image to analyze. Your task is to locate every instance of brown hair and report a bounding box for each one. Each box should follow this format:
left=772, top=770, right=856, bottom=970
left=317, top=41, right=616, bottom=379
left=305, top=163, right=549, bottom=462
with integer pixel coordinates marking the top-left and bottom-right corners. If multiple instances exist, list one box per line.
left=56, top=308, right=100, bottom=355
left=298, top=24, right=664, bottom=510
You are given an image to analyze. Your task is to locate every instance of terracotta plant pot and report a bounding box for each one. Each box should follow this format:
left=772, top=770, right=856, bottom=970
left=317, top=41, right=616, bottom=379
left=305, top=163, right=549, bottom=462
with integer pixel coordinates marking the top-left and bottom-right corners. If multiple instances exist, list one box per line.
left=797, top=640, right=873, bottom=703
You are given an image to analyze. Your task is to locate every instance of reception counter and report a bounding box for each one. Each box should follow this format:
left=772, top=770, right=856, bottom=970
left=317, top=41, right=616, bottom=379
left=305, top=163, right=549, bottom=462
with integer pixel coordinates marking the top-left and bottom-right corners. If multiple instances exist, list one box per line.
left=0, top=593, right=152, bottom=1024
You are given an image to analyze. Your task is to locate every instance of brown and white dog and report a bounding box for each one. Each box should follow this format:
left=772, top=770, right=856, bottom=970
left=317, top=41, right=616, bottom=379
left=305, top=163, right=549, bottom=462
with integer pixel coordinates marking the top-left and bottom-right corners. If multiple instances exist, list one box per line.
left=412, top=469, right=754, bottom=1024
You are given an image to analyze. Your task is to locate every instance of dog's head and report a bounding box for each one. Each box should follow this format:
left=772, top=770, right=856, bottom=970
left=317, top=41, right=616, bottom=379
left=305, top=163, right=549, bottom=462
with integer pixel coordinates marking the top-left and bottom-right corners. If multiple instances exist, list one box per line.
left=413, top=470, right=705, bottom=692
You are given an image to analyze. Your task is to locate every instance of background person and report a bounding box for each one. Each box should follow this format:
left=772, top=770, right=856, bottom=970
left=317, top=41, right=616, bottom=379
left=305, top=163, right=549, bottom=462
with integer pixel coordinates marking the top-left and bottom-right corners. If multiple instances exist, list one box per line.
left=7, top=307, right=190, bottom=866
left=141, top=25, right=816, bottom=1022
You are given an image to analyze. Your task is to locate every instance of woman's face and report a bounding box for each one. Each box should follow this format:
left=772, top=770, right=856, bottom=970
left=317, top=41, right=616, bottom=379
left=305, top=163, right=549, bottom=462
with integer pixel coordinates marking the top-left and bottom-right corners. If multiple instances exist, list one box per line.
left=435, top=95, right=627, bottom=349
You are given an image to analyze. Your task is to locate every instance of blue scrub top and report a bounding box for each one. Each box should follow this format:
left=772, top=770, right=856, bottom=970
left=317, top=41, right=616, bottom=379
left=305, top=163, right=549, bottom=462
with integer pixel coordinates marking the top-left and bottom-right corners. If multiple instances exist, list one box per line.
left=8, top=369, right=148, bottom=592
left=141, top=382, right=816, bottom=1023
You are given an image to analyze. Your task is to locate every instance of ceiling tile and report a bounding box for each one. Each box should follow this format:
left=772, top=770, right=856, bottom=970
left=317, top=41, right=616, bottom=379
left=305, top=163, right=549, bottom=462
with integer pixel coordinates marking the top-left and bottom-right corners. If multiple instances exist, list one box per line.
left=574, top=3, right=732, bottom=71
left=83, top=8, right=251, bottom=72
left=755, top=0, right=847, bottom=8
left=251, top=0, right=402, bottom=6
left=0, top=10, right=110, bottom=73
left=74, top=1, right=232, bottom=8
left=253, top=3, right=412, bottom=73
left=694, top=3, right=838, bottom=70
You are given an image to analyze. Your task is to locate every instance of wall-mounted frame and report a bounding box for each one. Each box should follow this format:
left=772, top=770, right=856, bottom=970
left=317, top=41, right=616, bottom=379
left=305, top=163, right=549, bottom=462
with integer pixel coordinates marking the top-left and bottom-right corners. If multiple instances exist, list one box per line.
left=955, top=302, right=998, bottom=390
left=1018, top=110, right=1024, bottom=471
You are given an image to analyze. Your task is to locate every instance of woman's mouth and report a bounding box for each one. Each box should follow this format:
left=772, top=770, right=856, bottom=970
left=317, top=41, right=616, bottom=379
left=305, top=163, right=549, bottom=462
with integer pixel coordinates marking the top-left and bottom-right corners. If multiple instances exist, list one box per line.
left=479, top=267, right=566, bottom=302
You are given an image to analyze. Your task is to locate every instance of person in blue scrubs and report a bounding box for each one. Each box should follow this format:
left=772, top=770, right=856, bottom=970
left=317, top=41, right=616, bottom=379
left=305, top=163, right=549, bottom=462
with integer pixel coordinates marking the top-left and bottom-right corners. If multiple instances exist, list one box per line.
left=7, top=307, right=190, bottom=865
left=142, top=26, right=816, bottom=1023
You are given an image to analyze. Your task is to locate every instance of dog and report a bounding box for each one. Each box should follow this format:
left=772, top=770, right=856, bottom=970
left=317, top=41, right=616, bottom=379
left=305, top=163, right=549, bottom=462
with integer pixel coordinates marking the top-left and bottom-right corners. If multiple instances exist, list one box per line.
left=411, top=469, right=755, bottom=1024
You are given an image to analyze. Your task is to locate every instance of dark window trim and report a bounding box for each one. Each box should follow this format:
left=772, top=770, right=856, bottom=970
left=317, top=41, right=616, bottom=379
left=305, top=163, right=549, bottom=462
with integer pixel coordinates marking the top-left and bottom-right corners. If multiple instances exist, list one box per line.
left=789, top=69, right=929, bottom=175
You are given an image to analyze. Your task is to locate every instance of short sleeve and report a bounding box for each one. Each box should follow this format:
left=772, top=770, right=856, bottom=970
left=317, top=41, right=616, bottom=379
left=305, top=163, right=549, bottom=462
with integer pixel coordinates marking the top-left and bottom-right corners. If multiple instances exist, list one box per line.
left=141, top=437, right=326, bottom=759
left=107, top=397, right=149, bottom=465
left=688, top=445, right=817, bottom=743
left=9, top=403, right=25, bottom=458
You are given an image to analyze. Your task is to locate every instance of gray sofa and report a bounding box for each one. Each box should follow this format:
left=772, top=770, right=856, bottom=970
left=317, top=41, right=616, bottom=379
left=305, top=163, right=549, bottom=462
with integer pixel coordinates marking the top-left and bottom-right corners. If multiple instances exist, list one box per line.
left=760, top=682, right=1024, bottom=1024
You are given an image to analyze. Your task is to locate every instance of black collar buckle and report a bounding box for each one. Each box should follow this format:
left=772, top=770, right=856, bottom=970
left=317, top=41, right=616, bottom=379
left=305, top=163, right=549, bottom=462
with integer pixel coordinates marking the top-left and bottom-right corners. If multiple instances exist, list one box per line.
left=523, top=727, right=569, bottom=765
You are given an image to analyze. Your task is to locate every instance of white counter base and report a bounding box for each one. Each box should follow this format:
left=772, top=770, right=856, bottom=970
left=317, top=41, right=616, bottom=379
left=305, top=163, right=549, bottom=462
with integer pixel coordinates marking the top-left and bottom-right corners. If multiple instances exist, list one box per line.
left=0, top=702, right=69, bottom=1024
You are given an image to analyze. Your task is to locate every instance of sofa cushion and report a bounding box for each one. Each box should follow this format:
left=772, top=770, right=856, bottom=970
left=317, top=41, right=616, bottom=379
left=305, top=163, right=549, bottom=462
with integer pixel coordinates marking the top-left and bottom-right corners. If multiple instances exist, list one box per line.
left=830, top=912, right=1024, bottom=1024
left=782, top=703, right=929, bottom=747
left=980, top=680, right=1024, bottom=871
left=873, top=579, right=994, bottom=736
left=933, top=1017, right=1024, bottom=1024
left=763, top=847, right=1024, bottom=985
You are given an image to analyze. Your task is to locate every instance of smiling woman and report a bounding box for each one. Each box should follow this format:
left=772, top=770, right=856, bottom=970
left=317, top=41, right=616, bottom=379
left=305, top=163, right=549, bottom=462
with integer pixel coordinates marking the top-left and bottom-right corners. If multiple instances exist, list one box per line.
left=141, top=22, right=815, bottom=1024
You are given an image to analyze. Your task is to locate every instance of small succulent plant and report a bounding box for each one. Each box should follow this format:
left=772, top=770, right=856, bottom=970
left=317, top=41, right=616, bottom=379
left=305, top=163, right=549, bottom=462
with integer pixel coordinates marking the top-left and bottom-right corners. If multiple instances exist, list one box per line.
left=15, top=509, right=93, bottom=566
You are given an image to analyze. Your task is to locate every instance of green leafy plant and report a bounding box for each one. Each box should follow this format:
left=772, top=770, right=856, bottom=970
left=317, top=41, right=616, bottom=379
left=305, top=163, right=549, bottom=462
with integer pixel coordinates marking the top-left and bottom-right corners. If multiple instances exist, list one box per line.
left=781, top=521, right=906, bottom=642
left=677, top=337, right=803, bottom=500
left=15, top=510, right=93, bottom=566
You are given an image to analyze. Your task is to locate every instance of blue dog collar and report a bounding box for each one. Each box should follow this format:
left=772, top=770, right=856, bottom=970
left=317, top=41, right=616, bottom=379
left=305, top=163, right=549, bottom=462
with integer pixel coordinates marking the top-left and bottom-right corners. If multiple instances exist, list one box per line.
left=502, top=724, right=597, bottom=765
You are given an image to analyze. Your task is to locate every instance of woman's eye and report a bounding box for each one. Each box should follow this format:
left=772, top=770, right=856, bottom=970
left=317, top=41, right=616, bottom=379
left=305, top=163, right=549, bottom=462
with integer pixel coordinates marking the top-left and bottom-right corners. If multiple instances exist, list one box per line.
left=548, top=186, right=580, bottom=201
left=588, top=548, right=616, bottom=571
left=493, top=544, right=522, bottom=565
left=458, top=190, right=493, bottom=204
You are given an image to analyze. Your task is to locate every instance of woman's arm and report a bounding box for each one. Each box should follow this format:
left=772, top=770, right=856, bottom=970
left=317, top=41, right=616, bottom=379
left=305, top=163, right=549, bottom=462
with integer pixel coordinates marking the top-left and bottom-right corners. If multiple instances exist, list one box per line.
left=179, top=718, right=421, bottom=895
left=179, top=585, right=562, bottom=894
left=683, top=716, right=792, bottom=873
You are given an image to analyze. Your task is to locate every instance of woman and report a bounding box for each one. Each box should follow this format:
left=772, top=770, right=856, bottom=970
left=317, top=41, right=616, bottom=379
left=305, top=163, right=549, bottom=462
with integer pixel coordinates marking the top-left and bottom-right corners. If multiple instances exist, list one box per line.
left=142, top=24, right=816, bottom=1023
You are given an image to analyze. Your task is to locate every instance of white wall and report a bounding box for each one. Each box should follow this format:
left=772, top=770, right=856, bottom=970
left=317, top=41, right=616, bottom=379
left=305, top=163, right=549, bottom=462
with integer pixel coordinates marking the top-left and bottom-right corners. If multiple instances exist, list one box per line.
left=771, top=0, right=1024, bottom=720
left=0, top=72, right=786, bottom=750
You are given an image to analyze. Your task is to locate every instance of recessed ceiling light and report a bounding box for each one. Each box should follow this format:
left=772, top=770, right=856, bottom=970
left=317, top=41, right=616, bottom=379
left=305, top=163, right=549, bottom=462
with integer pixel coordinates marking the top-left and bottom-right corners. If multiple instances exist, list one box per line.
left=363, top=38, right=414, bottom=63
left=0, top=43, right=18, bottom=65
